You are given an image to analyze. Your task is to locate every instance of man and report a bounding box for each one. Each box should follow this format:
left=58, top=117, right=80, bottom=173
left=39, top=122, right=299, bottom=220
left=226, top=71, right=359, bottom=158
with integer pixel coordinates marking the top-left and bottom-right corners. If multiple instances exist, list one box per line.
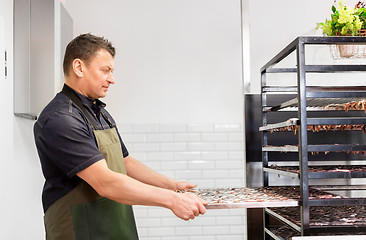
left=34, top=33, right=207, bottom=240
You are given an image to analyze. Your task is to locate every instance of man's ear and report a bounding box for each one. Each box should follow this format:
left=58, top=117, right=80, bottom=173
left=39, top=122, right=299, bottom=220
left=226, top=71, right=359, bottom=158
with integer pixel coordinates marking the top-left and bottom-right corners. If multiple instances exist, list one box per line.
left=72, top=59, right=84, bottom=78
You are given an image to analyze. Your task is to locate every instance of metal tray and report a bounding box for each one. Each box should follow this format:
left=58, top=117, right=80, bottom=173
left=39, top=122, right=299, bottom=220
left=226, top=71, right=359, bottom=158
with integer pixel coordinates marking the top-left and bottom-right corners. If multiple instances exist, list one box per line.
left=268, top=97, right=366, bottom=112
left=181, top=187, right=298, bottom=209
left=259, top=117, right=366, bottom=132
left=264, top=165, right=366, bottom=179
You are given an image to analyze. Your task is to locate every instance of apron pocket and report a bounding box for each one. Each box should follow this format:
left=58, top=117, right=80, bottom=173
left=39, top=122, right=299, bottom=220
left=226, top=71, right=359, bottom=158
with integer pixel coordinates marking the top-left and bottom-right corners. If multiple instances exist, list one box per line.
left=71, top=197, right=139, bottom=240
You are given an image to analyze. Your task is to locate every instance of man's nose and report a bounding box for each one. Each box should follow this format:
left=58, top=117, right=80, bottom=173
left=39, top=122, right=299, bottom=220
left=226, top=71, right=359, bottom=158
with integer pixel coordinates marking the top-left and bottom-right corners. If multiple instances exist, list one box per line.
left=107, top=73, right=115, bottom=84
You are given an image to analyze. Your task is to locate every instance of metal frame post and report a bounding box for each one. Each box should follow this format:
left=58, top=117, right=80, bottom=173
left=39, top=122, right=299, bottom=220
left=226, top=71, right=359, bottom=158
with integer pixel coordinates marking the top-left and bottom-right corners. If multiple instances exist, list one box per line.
left=296, top=40, right=310, bottom=235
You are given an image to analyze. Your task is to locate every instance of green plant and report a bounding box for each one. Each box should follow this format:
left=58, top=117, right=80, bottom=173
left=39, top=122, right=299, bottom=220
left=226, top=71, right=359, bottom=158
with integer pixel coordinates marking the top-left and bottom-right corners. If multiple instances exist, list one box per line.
left=317, top=0, right=366, bottom=36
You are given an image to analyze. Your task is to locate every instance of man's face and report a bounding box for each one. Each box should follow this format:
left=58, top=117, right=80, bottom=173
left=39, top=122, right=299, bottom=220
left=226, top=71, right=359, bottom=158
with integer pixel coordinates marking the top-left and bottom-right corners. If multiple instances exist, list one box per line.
left=81, top=49, right=115, bottom=99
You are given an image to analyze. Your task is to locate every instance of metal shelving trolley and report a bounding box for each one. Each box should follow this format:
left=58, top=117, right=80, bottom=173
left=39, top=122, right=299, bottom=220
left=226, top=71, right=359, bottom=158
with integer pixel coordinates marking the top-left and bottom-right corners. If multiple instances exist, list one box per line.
left=260, top=36, right=366, bottom=239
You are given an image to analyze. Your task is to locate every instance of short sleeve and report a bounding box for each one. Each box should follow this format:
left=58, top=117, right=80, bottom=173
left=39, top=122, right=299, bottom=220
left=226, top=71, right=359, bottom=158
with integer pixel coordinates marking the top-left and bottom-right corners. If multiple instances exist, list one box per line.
left=37, top=111, right=104, bottom=178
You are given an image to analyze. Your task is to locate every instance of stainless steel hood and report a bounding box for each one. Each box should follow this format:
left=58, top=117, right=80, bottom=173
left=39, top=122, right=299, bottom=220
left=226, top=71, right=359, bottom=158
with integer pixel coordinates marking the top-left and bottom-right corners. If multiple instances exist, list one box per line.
left=13, top=0, right=73, bottom=120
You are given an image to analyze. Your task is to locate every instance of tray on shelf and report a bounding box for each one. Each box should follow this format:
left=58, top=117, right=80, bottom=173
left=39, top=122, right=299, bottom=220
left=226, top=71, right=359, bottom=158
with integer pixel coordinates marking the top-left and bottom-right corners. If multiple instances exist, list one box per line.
left=266, top=98, right=366, bottom=112
left=266, top=225, right=300, bottom=240
left=267, top=206, right=366, bottom=231
left=264, top=165, right=366, bottom=179
left=259, top=117, right=366, bottom=133
left=264, top=86, right=366, bottom=92
left=262, top=144, right=366, bottom=153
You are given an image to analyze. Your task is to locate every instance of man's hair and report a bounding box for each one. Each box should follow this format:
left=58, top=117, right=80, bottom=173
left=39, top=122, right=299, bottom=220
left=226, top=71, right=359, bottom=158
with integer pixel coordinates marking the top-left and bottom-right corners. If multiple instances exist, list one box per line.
left=63, top=33, right=116, bottom=76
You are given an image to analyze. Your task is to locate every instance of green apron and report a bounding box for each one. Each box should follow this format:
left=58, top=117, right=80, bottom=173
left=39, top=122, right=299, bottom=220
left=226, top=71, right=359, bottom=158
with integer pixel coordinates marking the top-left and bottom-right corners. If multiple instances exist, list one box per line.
left=44, top=86, right=139, bottom=240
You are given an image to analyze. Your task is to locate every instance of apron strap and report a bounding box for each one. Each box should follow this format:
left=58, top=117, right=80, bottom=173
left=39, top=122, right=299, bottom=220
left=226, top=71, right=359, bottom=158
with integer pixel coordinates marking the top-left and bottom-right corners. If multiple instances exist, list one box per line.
left=61, top=85, right=100, bottom=130
left=101, top=112, right=114, bottom=128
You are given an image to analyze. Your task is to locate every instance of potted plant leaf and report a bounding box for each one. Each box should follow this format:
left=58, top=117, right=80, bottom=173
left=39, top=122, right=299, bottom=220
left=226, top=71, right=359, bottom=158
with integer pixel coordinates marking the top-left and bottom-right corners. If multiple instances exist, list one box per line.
left=317, top=0, right=366, bottom=58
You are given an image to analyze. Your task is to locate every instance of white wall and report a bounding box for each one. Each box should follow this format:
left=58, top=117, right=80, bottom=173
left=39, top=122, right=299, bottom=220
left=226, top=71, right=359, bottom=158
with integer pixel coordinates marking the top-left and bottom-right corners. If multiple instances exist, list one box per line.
left=0, top=0, right=45, bottom=239
left=247, top=0, right=366, bottom=93
left=63, top=0, right=244, bottom=125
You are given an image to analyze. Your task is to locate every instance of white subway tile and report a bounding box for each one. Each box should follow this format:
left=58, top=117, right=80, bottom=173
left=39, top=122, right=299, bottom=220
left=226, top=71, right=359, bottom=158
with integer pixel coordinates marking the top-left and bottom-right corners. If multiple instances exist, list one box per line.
left=189, top=179, right=216, bottom=188
left=148, top=207, right=174, bottom=217
left=117, top=124, right=132, bottom=133
left=202, top=152, right=228, bottom=160
left=188, top=160, right=215, bottom=169
left=202, top=226, right=230, bottom=235
left=158, top=170, right=175, bottom=179
left=162, top=237, right=188, bottom=240
left=201, top=133, right=228, bottom=142
left=175, top=152, right=201, bottom=160
left=216, top=216, right=244, bottom=225
left=230, top=226, right=246, bottom=235
left=217, top=235, right=245, bottom=240
left=228, top=151, right=245, bottom=160
left=123, top=133, right=146, bottom=143
left=148, top=227, right=175, bottom=236
left=133, top=207, right=148, bottom=217
left=132, top=143, right=160, bottom=152
left=161, top=143, right=187, bottom=151
left=125, top=143, right=134, bottom=151
left=131, top=152, right=146, bottom=161
left=132, top=124, right=159, bottom=133
left=161, top=217, right=188, bottom=226
left=215, top=160, right=243, bottom=169
left=188, top=142, right=215, bottom=151
left=202, top=170, right=229, bottom=179
left=215, top=179, right=244, bottom=188
left=133, top=205, right=150, bottom=210
left=147, top=133, right=174, bottom=142
left=161, top=161, right=188, bottom=170
left=188, top=216, right=215, bottom=226
left=143, top=161, right=161, bottom=170
left=175, top=227, right=202, bottom=236
left=117, top=123, right=246, bottom=239
left=214, top=124, right=241, bottom=132
left=228, top=133, right=244, bottom=142
left=214, top=142, right=243, bottom=151
left=207, top=209, right=230, bottom=216
left=229, top=170, right=245, bottom=178
left=174, top=133, right=201, bottom=142
left=175, top=170, right=202, bottom=179
left=136, top=227, right=148, bottom=237
left=136, top=218, right=162, bottom=227
left=189, top=236, right=215, bottom=240
left=160, top=124, right=187, bottom=133
left=147, top=152, right=174, bottom=161
left=187, top=124, right=214, bottom=132
left=229, top=209, right=247, bottom=216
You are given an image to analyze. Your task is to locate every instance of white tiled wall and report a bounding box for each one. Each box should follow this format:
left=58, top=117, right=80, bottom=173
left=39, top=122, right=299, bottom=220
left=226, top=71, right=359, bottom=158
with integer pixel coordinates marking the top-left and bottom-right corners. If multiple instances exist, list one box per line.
left=118, top=123, right=246, bottom=240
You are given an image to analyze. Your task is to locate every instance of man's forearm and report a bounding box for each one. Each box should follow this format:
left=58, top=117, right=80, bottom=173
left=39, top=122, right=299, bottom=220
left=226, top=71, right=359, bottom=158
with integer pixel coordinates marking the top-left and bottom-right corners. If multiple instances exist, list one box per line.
left=77, top=159, right=207, bottom=220
left=124, top=155, right=177, bottom=190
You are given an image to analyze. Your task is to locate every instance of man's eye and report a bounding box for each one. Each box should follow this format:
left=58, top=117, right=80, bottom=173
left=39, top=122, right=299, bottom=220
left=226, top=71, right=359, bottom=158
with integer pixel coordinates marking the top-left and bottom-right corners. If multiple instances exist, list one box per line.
left=103, top=68, right=113, bottom=74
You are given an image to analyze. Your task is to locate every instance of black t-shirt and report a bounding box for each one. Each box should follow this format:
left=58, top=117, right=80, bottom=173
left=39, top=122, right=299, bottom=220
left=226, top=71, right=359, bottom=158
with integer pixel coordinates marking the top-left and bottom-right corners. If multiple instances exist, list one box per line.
left=34, top=84, right=129, bottom=213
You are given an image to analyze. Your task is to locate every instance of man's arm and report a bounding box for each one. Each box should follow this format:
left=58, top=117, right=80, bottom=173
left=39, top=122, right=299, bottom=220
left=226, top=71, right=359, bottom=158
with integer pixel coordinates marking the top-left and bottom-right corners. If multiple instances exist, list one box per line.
left=77, top=159, right=207, bottom=220
left=124, top=155, right=195, bottom=191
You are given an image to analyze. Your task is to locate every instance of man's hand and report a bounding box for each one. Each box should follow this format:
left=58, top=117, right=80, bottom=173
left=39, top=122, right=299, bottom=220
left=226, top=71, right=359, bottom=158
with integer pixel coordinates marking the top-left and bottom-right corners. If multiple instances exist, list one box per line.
left=174, top=181, right=197, bottom=191
left=168, top=192, right=208, bottom=221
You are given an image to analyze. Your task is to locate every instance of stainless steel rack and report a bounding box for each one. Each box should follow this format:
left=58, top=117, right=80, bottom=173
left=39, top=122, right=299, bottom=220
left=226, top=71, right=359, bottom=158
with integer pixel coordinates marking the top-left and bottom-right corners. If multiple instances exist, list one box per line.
left=260, top=36, right=366, bottom=238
